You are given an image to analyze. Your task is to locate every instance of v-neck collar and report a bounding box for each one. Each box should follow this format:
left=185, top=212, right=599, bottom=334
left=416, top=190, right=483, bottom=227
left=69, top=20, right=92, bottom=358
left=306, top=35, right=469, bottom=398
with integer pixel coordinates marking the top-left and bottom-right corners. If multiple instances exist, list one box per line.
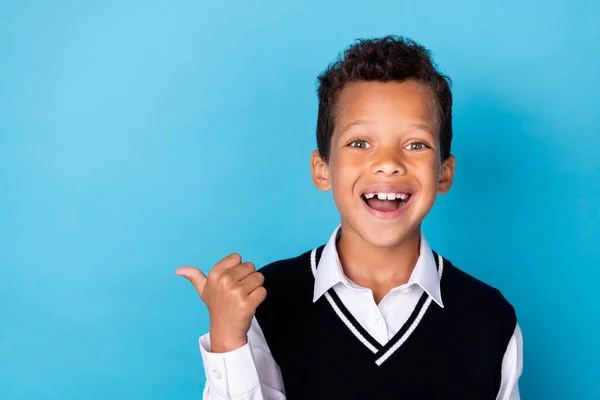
left=312, top=225, right=444, bottom=308
left=310, top=245, right=445, bottom=366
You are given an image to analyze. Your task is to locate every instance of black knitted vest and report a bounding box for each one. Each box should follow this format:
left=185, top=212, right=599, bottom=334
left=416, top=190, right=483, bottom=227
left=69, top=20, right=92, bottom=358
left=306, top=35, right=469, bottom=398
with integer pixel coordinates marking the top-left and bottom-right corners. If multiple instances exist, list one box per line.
left=255, top=245, right=516, bottom=400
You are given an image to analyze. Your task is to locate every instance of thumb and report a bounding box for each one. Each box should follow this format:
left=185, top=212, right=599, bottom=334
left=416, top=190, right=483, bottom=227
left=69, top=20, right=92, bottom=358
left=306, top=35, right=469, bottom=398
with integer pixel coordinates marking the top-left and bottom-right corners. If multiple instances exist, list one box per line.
left=175, top=266, right=208, bottom=298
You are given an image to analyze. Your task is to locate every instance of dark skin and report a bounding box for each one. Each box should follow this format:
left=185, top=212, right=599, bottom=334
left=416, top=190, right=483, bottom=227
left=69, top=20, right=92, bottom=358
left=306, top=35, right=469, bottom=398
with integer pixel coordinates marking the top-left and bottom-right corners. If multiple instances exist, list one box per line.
left=311, top=80, right=456, bottom=304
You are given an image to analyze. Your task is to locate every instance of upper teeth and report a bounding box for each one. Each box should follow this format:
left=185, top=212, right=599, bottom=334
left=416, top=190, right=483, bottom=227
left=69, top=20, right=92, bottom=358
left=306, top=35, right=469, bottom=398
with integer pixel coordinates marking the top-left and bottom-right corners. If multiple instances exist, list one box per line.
left=364, top=193, right=410, bottom=200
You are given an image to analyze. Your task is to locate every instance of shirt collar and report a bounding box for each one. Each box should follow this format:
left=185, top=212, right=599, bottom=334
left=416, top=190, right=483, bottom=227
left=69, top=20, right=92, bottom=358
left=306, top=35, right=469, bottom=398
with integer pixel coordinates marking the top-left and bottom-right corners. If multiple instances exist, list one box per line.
left=312, top=224, right=444, bottom=308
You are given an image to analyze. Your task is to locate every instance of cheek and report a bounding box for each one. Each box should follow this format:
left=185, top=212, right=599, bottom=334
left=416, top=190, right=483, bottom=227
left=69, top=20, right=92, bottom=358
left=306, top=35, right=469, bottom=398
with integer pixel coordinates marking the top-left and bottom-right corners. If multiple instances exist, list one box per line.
left=330, top=152, right=361, bottom=180
left=329, top=155, right=362, bottom=202
left=330, top=168, right=355, bottom=198
left=414, top=158, right=440, bottom=190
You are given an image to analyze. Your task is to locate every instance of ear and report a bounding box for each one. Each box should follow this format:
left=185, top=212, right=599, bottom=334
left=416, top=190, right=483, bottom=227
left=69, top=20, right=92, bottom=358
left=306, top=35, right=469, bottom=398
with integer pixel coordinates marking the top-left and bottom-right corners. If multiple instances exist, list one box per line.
left=311, top=150, right=331, bottom=191
left=437, top=154, right=456, bottom=194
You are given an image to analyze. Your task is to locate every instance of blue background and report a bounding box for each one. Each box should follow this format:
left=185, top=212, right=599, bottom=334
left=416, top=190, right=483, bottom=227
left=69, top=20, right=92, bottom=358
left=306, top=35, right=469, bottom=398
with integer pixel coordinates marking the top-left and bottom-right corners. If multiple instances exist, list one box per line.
left=1, top=0, right=598, bottom=398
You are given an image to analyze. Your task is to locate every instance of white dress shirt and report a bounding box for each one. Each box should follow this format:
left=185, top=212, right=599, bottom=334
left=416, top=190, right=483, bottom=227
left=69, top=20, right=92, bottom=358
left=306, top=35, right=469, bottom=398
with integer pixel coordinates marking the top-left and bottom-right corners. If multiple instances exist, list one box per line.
left=199, top=225, right=523, bottom=399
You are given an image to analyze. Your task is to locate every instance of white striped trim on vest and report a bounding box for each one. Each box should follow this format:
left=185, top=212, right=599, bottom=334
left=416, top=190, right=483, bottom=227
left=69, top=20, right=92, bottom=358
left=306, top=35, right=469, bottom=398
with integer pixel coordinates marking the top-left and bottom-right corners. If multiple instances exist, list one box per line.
left=310, top=247, right=445, bottom=367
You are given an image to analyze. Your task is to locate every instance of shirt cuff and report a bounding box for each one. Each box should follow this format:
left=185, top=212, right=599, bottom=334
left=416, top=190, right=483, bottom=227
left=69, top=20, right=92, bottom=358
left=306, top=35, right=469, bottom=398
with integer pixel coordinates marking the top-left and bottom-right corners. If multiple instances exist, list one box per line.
left=199, top=333, right=261, bottom=397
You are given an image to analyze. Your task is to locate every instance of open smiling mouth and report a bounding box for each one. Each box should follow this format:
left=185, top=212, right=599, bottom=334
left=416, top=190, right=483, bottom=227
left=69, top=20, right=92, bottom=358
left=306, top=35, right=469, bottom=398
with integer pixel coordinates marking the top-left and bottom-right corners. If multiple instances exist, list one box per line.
left=361, top=192, right=412, bottom=212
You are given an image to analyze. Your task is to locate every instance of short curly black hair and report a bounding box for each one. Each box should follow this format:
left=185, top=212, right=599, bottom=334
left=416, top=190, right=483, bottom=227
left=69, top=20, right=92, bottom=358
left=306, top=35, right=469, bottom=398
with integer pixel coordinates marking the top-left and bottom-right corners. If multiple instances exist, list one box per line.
left=316, top=35, right=453, bottom=162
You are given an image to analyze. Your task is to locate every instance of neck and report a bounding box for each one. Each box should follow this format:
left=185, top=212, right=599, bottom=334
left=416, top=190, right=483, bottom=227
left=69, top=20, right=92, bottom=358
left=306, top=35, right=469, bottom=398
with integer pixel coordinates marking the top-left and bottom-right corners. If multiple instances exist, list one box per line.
left=336, top=224, right=421, bottom=294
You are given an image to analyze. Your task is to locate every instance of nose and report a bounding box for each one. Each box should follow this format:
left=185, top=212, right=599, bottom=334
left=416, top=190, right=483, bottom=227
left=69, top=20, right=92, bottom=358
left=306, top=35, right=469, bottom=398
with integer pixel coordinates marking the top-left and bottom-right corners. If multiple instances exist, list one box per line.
left=371, top=147, right=407, bottom=176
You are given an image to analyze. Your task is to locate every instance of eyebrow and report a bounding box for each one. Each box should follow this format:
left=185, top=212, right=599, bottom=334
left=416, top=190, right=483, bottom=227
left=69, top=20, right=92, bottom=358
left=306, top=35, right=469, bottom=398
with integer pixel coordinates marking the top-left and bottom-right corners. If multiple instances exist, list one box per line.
left=340, top=120, right=435, bottom=136
left=339, top=119, right=373, bottom=134
left=407, top=123, right=435, bottom=136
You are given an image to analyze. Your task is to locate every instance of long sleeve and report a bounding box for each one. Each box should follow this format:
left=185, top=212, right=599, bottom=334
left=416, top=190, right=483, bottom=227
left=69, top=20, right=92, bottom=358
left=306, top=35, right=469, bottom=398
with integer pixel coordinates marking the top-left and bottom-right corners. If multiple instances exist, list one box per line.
left=199, top=317, right=286, bottom=400
left=496, top=323, right=524, bottom=400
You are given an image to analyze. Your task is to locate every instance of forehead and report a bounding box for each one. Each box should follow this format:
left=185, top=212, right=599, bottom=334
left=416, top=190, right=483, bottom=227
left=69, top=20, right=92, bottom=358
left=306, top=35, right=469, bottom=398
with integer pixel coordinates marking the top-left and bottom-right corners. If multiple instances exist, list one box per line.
left=334, top=80, right=438, bottom=136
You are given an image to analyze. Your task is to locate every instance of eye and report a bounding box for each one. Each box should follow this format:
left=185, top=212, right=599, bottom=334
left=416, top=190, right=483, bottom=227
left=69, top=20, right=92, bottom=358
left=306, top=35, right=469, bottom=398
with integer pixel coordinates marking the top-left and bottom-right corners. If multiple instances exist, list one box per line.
left=349, top=139, right=371, bottom=149
left=405, top=142, right=429, bottom=151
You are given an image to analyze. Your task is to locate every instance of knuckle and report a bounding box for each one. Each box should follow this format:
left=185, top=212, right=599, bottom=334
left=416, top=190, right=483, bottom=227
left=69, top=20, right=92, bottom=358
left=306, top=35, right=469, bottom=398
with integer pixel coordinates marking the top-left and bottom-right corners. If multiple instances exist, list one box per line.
left=235, top=263, right=249, bottom=273
left=228, top=253, right=242, bottom=264
left=231, top=286, right=246, bottom=302
left=215, top=253, right=242, bottom=271
left=239, top=297, right=251, bottom=309
left=237, top=262, right=252, bottom=274
left=219, top=273, right=234, bottom=288
left=254, top=272, right=265, bottom=284
left=251, top=287, right=267, bottom=304
left=208, top=266, right=222, bottom=280
left=207, top=268, right=218, bottom=279
left=257, top=286, right=267, bottom=298
left=206, top=273, right=218, bottom=287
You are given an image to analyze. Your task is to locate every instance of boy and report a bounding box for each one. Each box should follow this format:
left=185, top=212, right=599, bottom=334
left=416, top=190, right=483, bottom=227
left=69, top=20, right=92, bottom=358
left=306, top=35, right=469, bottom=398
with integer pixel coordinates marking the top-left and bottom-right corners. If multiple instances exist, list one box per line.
left=177, top=36, right=523, bottom=399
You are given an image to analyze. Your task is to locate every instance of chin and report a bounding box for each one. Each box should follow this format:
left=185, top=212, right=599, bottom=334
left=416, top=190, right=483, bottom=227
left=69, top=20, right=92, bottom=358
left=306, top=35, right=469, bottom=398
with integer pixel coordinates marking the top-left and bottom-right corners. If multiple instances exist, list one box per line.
left=349, top=220, right=419, bottom=249
left=369, top=230, right=414, bottom=249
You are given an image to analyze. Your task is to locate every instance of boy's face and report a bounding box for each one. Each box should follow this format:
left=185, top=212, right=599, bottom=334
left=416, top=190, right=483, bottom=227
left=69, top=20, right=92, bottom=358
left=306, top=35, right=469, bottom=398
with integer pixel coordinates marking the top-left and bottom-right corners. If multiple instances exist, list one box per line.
left=311, top=80, right=455, bottom=248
